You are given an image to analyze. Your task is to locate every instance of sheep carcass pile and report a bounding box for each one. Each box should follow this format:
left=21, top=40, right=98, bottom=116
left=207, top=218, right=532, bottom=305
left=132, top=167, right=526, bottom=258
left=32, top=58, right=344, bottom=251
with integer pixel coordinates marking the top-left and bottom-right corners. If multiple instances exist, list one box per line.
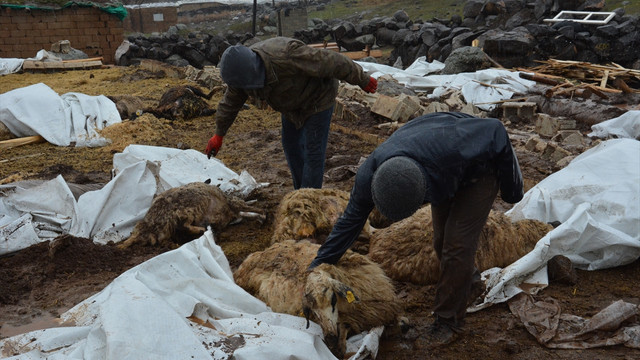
left=271, top=188, right=372, bottom=246
left=234, top=239, right=400, bottom=357
left=368, top=206, right=553, bottom=284
left=118, top=181, right=264, bottom=249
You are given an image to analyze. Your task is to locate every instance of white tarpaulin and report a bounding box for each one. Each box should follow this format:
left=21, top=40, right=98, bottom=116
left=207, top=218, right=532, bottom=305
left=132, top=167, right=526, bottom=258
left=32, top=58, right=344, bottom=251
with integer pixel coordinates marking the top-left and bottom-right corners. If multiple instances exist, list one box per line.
left=0, top=145, right=265, bottom=255
left=356, top=57, right=536, bottom=110
left=0, top=231, right=341, bottom=360
left=0, top=83, right=121, bottom=147
left=470, top=139, right=640, bottom=311
left=588, top=110, right=640, bottom=140
left=0, top=58, right=23, bottom=75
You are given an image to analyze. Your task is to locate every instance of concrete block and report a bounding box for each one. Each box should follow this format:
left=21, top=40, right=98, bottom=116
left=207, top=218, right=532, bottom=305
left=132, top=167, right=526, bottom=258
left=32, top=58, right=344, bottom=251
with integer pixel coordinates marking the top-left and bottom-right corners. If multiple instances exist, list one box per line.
left=502, top=101, right=537, bottom=123
left=371, top=93, right=421, bottom=122
left=535, top=113, right=577, bottom=138
left=425, top=102, right=450, bottom=115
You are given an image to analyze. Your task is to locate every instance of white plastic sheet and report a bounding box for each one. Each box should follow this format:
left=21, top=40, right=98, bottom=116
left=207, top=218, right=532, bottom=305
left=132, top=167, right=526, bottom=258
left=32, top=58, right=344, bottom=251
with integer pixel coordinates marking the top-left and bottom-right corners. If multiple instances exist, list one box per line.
left=0, top=83, right=121, bottom=147
left=0, top=231, right=339, bottom=360
left=588, top=110, right=640, bottom=140
left=470, top=139, right=640, bottom=311
left=356, top=57, right=536, bottom=110
left=0, top=58, right=23, bottom=75
left=0, top=145, right=265, bottom=254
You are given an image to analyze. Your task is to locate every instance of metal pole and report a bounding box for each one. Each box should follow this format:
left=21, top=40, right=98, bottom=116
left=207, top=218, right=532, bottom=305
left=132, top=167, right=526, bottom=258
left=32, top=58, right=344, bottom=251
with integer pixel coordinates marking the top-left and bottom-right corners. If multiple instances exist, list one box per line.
left=252, top=0, right=257, bottom=35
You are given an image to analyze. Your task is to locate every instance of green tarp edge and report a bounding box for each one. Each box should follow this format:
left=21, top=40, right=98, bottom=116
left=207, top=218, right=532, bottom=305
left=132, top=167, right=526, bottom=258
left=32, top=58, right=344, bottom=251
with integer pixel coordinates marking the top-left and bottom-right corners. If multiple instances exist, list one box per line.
left=1, top=1, right=128, bottom=20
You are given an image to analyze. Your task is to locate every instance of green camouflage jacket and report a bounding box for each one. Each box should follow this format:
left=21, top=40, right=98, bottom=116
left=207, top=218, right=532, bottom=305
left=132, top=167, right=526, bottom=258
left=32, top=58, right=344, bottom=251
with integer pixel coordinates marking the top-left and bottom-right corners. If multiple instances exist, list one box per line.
left=214, top=37, right=370, bottom=136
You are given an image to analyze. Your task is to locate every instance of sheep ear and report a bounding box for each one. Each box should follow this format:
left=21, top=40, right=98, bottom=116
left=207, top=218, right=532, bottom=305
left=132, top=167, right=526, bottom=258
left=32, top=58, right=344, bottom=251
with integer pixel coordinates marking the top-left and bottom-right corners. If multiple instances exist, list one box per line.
left=329, top=278, right=360, bottom=304
left=303, top=307, right=312, bottom=329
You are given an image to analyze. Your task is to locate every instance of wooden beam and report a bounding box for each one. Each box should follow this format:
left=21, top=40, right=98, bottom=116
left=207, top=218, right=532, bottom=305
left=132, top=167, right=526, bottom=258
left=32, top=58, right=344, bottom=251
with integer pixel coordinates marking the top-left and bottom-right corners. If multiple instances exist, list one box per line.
left=0, top=135, right=46, bottom=150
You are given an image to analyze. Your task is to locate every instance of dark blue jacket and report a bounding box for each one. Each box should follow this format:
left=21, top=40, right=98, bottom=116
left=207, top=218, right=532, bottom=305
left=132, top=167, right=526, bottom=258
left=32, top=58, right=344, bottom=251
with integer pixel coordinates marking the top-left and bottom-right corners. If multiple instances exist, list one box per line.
left=308, top=112, right=524, bottom=268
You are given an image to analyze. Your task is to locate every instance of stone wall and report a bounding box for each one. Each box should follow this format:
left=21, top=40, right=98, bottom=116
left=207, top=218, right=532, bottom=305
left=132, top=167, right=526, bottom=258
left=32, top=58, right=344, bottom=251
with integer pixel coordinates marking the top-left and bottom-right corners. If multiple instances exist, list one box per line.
left=0, top=6, right=124, bottom=64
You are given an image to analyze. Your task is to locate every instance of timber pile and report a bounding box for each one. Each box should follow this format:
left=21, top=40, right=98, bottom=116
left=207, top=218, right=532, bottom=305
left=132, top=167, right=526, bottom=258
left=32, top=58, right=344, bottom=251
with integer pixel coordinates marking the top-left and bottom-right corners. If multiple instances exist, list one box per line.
left=519, top=60, right=640, bottom=97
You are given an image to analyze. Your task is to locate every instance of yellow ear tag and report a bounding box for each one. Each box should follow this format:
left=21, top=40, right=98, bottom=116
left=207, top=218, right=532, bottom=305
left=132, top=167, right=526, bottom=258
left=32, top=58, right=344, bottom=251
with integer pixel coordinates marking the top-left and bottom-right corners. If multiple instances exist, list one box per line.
left=346, top=291, right=356, bottom=303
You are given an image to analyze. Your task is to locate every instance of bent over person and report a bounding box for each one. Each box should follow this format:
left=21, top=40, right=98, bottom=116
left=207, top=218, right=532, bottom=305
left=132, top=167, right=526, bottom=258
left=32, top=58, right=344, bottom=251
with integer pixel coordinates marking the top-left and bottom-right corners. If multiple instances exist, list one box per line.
left=307, top=111, right=524, bottom=346
left=205, top=37, right=377, bottom=189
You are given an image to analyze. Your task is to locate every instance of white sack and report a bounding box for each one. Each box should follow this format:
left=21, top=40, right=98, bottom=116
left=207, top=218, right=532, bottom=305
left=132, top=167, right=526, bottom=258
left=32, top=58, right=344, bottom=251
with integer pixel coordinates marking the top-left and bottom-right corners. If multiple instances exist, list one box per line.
left=0, top=83, right=120, bottom=147
left=588, top=110, right=640, bottom=140
left=0, top=231, right=339, bottom=360
left=470, top=139, right=640, bottom=312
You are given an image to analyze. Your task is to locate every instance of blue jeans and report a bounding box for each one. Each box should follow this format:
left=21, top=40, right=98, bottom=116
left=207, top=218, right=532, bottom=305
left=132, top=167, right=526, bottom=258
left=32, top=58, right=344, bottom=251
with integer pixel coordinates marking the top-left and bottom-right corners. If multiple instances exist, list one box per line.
left=281, top=106, right=333, bottom=189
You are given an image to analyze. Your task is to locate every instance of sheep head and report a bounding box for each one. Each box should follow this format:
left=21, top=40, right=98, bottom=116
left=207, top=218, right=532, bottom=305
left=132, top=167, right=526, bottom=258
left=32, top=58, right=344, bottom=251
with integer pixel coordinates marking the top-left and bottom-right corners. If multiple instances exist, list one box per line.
left=302, top=268, right=360, bottom=335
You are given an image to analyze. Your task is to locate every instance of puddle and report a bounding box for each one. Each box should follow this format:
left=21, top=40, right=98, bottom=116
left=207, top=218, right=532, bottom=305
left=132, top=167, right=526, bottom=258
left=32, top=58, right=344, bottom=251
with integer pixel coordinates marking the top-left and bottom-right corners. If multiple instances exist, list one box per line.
left=0, top=313, right=75, bottom=339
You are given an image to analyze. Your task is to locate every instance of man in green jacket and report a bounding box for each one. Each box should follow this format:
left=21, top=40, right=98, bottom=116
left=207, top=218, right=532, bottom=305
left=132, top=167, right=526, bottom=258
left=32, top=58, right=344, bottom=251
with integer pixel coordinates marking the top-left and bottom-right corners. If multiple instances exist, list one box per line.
left=205, top=37, right=377, bottom=189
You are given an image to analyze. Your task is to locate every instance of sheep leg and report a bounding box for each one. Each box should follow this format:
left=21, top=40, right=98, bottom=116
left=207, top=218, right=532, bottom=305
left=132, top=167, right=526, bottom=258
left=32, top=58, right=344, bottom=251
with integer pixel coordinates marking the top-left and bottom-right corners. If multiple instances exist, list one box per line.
left=183, top=222, right=207, bottom=235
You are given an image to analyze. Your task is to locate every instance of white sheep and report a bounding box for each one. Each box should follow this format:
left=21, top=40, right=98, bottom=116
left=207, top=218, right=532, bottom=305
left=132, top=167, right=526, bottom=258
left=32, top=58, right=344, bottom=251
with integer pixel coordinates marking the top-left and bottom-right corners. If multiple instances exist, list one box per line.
left=234, top=239, right=400, bottom=357
left=118, top=181, right=264, bottom=249
left=271, top=188, right=373, bottom=247
left=368, top=206, right=553, bottom=285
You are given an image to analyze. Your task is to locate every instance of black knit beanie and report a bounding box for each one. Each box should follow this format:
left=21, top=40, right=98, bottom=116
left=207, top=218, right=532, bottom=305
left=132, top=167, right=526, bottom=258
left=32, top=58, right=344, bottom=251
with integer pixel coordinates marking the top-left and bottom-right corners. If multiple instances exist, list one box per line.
left=219, top=45, right=265, bottom=89
left=371, top=156, right=426, bottom=221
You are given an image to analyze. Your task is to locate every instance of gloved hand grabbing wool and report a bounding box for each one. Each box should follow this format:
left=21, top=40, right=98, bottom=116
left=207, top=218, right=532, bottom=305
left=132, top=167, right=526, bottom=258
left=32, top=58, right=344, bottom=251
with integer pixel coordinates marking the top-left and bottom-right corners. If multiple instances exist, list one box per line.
left=362, top=76, right=378, bottom=93
left=205, top=134, right=224, bottom=158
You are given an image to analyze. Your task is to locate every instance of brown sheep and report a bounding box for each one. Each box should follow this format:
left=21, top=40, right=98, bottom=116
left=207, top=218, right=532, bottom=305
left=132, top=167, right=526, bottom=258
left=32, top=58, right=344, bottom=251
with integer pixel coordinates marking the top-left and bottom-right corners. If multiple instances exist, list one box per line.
left=368, top=206, right=553, bottom=285
left=144, top=85, right=216, bottom=121
left=234, top=240, right=400, bottom=357
left=271, top=188, right=373, bottom=248
left=118, top=181, right=265, bottom=249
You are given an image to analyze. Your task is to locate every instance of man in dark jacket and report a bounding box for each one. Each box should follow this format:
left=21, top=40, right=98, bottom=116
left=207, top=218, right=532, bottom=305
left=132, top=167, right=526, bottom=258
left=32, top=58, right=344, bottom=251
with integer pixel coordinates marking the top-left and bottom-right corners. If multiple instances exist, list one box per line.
left=205, top=37, right=377, bottom=189
left=307, top=111, right=524, bottom=346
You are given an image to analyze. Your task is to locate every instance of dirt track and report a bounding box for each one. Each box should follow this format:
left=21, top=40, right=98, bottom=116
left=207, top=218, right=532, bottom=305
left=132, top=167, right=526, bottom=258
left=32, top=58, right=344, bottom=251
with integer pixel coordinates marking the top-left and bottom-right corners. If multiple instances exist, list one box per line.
left=1, top=66, right=638, bottom=359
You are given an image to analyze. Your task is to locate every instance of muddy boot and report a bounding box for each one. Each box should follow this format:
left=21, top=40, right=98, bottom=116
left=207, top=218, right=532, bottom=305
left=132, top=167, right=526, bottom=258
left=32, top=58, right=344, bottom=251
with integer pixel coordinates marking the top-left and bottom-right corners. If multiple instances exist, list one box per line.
left=417, top=318, right=461, bottom=349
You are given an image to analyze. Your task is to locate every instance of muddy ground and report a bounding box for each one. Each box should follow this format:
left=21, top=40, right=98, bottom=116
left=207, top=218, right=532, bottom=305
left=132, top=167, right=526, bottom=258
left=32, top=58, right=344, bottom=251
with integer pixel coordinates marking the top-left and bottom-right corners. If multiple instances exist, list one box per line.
left=0, top=66, right=638, bottom=360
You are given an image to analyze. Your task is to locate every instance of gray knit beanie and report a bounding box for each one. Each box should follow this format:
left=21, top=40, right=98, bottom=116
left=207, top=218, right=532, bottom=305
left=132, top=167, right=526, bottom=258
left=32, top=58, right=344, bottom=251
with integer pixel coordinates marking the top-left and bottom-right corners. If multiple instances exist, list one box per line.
left=371, top=157, right=426, bottom=221
left=219, top=45, right=265, bottom=89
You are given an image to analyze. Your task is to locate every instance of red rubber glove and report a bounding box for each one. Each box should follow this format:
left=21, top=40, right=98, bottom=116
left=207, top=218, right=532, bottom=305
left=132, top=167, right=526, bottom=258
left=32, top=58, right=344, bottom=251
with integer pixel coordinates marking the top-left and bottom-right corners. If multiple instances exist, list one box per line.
left=362, top=76, right=377, bottom=93
left=205, top=134, right=223, bottom=158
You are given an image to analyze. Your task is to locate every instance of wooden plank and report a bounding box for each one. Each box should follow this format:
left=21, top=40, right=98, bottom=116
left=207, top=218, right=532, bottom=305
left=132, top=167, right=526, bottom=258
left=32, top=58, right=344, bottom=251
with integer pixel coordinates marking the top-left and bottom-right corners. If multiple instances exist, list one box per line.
left=343, top=49, right=383, bottom=60
left=22, top=59, right=103, bottom=71
left=0, top=135, right=46, bottom=150
left=62, top=57, right=103, bottom=63
left=599, top=70, right=609, bottom=88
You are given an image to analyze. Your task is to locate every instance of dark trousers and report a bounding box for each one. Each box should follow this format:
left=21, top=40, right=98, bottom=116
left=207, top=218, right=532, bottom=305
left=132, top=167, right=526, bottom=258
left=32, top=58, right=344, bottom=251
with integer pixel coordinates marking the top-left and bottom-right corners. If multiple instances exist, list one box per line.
left=431, top=173, right=499, bottom=326
left=281, top=106, right=333, bottom=189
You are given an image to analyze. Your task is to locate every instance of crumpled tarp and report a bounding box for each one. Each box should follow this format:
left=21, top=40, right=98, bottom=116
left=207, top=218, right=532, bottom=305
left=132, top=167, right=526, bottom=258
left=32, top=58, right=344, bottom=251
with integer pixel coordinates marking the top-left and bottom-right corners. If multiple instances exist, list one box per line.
left=508, top=293, right=640, bottom=349
left=0, top=231, right=342, bottom=360
left=470, top=138, right=640, bottom=312
left=0, top=145, right=266, bottom=255
left=0, top=2, right=127, bottom=20
left=0, top=83, right=121, bottom=147
left=356, top=57, right=537, bottom=110
left=588, top=110, right=640, bottom=140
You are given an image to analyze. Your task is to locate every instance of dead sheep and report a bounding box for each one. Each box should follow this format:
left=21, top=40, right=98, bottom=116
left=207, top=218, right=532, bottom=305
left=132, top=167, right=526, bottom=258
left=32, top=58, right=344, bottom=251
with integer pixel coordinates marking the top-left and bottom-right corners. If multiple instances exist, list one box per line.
left=118, top=181, right=265, bottom=249
left=271, top=188, right=373, bottom=247
left=368, top=206, right=554, bottom=285
left=234, top=240, right=400, bottom=357
left=144, top=85, right=216, bottom=121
